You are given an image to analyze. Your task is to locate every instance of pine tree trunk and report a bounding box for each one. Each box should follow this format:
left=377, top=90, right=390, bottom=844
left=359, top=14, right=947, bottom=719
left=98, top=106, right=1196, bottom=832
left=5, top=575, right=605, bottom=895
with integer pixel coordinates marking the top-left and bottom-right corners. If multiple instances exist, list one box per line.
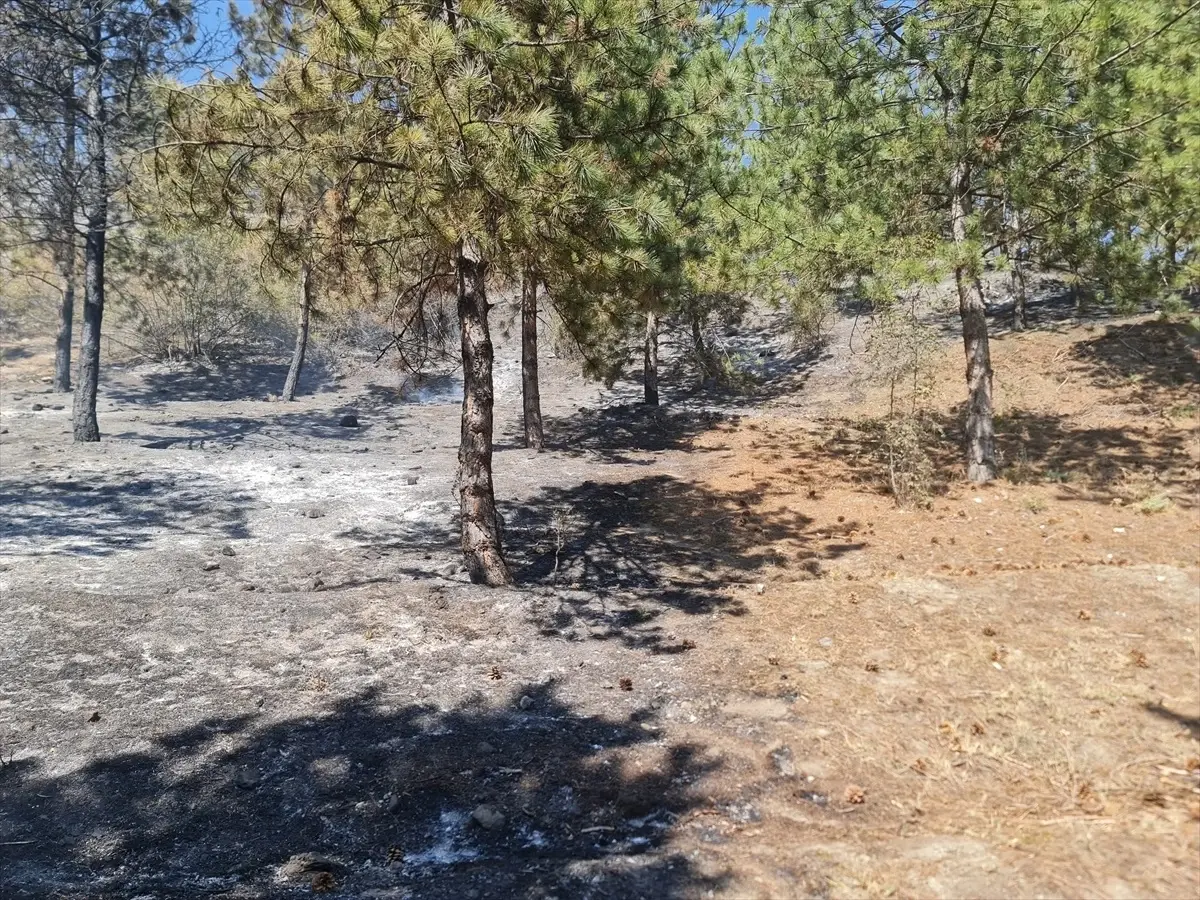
left=521, top=268, right=544, bottom=451
left=950, top=160, right=996, bottom=483
left=281, top=263, right=312, bottom=402
left=53, top=90, right=76, bottom=394
left=1011, top=259, right=1027, bottom=331
left=54, top=250, right=76, bottom=393
left=690, top=311, right=710, bottom=379
left=72, top=31, right=105, bottom=443
left=644, top=309, right=659, bottom=406
left=1164, top=223, right=1178, bottom=283
left=457, top=240, right=513, bottom=586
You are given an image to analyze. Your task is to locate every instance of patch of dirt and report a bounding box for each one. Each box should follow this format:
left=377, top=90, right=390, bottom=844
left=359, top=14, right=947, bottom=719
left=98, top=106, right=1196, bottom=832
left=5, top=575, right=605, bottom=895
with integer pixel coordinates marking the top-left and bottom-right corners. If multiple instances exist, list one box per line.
left=676, top=312, right=1200, bottom=898
left=1, top=299, right=1197, bottom=899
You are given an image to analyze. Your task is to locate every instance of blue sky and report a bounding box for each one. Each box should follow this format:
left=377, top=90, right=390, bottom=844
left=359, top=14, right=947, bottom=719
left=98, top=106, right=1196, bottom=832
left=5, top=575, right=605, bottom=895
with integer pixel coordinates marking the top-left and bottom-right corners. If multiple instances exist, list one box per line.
left=186, top=0, right=244, bottom=80
left=186, top=0, right=769, bottom=81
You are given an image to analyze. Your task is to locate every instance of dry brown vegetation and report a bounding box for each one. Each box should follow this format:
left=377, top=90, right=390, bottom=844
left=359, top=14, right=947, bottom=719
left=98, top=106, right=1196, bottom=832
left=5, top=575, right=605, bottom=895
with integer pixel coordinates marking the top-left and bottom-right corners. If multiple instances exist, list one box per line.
left=652, top=313, right=1200, bottom=897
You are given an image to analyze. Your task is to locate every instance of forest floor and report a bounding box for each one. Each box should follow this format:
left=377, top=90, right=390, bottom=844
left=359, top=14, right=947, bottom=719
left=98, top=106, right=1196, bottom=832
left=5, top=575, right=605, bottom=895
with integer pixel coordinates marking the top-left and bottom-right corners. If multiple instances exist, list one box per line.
left=1, top=289, right=1198, bottom=899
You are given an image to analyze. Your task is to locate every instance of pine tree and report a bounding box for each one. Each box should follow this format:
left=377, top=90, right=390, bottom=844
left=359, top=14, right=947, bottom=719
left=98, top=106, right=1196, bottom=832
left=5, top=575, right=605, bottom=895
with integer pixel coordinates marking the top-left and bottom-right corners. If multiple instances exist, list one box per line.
left=0, top=0, right=197, bottom=440
left=158, top=0, right=730, bottom=584
left=750, top=0, right=1198, bottom=483
left=0, top=21, right=80, bottom=392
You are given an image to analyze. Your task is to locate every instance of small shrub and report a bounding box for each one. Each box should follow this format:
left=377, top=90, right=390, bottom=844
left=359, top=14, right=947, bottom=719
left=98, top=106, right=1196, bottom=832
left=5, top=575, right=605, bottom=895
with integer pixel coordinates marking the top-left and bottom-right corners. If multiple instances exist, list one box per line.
left=1023, top=496, right=1048, bottom=514
left=1166, top=403, right=1197, bottom=420
left=882, top=415, right=937, bottom=508
left=116, top=230, right=280, bottom=361
left=1137, top=493, right=1172, bottom=515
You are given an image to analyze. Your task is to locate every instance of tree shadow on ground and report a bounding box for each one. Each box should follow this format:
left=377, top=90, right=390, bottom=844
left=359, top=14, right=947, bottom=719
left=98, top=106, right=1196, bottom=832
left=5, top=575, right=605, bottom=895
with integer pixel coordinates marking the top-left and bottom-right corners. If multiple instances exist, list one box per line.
left=102, top=357, right=337, bottom=406
left=993, top=409, right=1196, bottom=506
left=528, top=314, right=834, bottom=460
left=796, top=400, right=1195, bottom=510
left=1068, top=318, right=1200, bottom=407
left=1144, top=701, right=1200, bottom=740
left=0, top=471, right=253, bottom=556
left=500, top=475, right=865, bottom=653
left=110, top=408, right=379, bottom=450
left=0, top=344, right=36, bottom=362
left=535, top=404, right=733, bottom=463
left=983, top=279, right=1129, bottom=338
left=0, top=685, right=721, bottom=900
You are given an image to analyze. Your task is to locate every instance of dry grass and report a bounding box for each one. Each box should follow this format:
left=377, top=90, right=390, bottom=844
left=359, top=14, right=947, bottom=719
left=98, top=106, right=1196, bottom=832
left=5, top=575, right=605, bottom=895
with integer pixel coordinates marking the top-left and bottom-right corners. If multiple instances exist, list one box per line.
left=670, top=314, right=1200, bottom=898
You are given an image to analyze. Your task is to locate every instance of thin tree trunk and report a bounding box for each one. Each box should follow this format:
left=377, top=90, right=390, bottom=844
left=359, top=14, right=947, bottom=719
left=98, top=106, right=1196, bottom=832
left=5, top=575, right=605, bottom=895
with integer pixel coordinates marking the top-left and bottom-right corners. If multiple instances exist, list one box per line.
left=53, top=89, right=76, bottom=394
left=54, top=249, right=76, bottom=393
left=950, top=160, right=996, bottom=483
left=1164, top=222, right=1178, bottom=283
left=1011, top=258, right=1027, bottom=331
left=644, top=309, right=659, bottom=406
left=72, top=28, right=105, bottom=443
left=457, top=240, right=512, bottom=586
left=521, top=267, right=544, bottom=450
left=281, top=263, right=313, bottom=402
left=690, top=311, right=711, bottom=380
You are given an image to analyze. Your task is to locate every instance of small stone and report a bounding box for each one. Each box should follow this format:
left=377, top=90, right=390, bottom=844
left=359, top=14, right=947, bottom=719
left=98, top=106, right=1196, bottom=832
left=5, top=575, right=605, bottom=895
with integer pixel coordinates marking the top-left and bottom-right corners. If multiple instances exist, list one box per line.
left=755, top=583, right=765, bottom=595
left=339, top=414, right=360, bottom=428
left=817, top=637, right=833, bottom=649
left=203, top=561, right=220, bottom=572
left=87, top=710, right=101, bottom=723
left=477, top=741, right=496, bottom=755
left=404, top=475, right=419, bottom=485
left=385, top=794, right=402, bottom=814
left=471, top=804, right=506, bottom=831
left=305, top=508, right=325, bottom=519
left=0, top=427, right=7, bottom=435
left=238, top=583, right=256, bottom=592
left=770, top=746, right=796, bottom=777
left=221, top=545, right=236, bottom=557
left=31, top=403, right=44, bottom=411
left=234, top=766, right=261, bottom=790
left=280, top=853, right=338, bottom=881
left=310, top=577, right=325, bottom=592
left=518, top=695, right=535, bottom=710
left=50, top=404, right=64, bottom=411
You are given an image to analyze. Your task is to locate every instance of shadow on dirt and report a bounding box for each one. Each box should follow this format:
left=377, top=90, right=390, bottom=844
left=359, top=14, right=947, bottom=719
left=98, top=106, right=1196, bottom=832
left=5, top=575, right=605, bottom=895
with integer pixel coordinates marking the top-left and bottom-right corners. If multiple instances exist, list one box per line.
left=527, top=313, right=833, bottom=460
left=770, top=395, right=1194, bottom=510
left=534, top=405, right=731, bottom=463
left=993, top=409, right=1196, bottom=505
left=103, top=358, right=337, bottom=405
left=0, top=344, right=36, bottom=362
left=983, top=280, right=1126, bottom=338
left=501, top=474, right=865, bottom=652
left=0, top=685, right=721, bottom=900
left=110, top=408, right=378, bottom=449
left=1069, top=319, right=1200, bottom=404
left=0, top=472, right=253, bottom=555
left=1144, top=701, right=1200, bottom=740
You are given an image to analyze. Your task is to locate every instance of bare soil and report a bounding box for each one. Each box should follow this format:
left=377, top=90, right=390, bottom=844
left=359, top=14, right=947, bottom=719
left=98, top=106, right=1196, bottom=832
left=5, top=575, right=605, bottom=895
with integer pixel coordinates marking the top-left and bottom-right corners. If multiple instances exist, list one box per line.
left=1, top=295, right=1198, bottom=900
